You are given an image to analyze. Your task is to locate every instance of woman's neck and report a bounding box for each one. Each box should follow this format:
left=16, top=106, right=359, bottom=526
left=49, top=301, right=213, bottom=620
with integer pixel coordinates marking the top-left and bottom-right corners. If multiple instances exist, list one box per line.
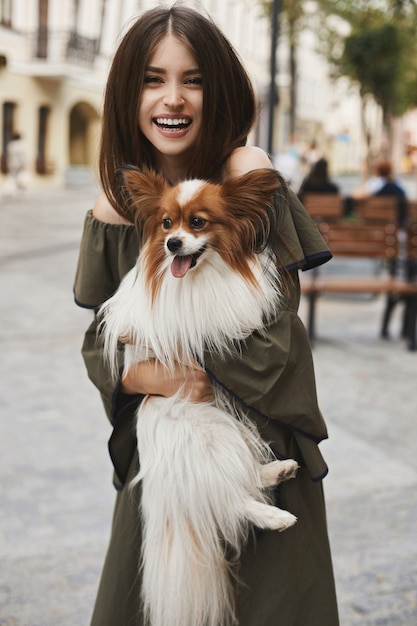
left=155, top=153, right=192, bottom=184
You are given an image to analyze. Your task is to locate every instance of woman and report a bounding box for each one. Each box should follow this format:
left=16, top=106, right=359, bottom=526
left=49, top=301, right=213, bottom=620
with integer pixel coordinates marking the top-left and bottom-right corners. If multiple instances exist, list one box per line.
left=74, top=6, right=339, bottom=625
left=298, top=157, right=340, bottom=201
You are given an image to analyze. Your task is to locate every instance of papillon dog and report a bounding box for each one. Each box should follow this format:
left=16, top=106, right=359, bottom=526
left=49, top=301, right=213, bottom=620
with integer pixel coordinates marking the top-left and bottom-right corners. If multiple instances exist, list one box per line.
left=99, top=167, right=298, bottom=626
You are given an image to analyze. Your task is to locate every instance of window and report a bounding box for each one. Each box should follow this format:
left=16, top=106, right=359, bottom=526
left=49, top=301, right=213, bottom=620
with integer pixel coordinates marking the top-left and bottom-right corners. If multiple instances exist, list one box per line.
left=1, top=101, right=15, bottom=173
left=0, top=0, right=12, bottom=27
left=36, top=105, right=51, bottom=174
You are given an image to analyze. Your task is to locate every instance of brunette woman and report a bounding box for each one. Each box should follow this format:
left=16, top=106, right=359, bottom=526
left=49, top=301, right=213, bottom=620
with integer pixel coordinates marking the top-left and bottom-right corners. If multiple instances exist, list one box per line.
left=74, top=6, right=339, bottom=625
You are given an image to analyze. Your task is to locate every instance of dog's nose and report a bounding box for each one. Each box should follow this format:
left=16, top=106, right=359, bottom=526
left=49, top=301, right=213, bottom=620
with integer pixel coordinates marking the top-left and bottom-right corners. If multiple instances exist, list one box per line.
left=167, top=237, right=183, bottom=253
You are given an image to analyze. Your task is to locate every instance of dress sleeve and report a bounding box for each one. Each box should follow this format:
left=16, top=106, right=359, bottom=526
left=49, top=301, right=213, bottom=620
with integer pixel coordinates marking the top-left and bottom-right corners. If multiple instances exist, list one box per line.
left=74, top=211, right=142, bottom=489
left=203, top=275, right=329, bottom=481
left=74, top=210, right=140, bottom=309
left=203, top=189, right=332, bottom=481
left=274, top=188, right=332, bottom=271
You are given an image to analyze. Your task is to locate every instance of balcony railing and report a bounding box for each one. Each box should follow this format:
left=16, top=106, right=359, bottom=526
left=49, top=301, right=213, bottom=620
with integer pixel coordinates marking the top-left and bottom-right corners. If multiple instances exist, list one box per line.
left=28, top=29, right=98, bottom=65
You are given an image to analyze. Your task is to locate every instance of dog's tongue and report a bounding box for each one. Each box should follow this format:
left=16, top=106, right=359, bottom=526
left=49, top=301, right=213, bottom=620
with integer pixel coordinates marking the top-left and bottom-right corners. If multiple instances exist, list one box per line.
left=171, top=255, right=193, bottom=278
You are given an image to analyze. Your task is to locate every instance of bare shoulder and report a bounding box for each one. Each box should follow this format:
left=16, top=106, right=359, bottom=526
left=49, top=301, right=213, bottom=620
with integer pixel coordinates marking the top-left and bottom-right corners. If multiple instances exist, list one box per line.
left=92, top=192, right=132, bottom=225
left=224, top=146, right=273, bottom=179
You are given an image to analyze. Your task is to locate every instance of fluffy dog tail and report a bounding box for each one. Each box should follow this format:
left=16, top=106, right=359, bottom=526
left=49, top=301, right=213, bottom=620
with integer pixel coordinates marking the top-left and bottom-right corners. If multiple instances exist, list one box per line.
left=140, top=495, right=236, bottom=626
left=134, top=394, right=273, bottom=626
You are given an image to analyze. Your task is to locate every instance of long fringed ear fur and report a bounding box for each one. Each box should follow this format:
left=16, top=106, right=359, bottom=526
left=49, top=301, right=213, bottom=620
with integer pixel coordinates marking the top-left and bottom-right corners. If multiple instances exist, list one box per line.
left=220, top=169, right=287, bottom=253
left=116, top=166, right=168, bottom=238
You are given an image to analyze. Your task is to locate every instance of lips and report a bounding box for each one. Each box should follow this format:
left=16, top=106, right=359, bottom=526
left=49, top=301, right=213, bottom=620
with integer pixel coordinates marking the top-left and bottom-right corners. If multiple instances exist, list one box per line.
left=154, top=117, right=192, bottom=131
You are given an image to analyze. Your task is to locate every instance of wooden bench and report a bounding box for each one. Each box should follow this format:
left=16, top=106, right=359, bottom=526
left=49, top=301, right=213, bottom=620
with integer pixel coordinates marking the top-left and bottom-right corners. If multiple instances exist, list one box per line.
left=356, top=195, right=407, bottom=226
left=408, top=200, right=417, bottom=223
left=301, top=222, right=417, bottom=350
left=302, top=193, right=344, bottom=222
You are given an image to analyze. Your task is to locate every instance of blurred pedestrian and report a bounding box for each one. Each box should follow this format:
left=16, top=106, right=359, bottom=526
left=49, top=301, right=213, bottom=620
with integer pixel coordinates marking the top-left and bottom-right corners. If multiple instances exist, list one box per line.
left=298, top=157, right=340, bottom=201
left=353, top=159, right=406, bottom=200
left=3, top=132, right=29, bottom=196
left=372, top=160, right=407, bottom=225
left=274, top=135, right=304, bottom=192
left=345, top=159, right=407, bottom=220
left=302, top=139, right=321, bottom=167
left=368, top=161, right=410, bottom=339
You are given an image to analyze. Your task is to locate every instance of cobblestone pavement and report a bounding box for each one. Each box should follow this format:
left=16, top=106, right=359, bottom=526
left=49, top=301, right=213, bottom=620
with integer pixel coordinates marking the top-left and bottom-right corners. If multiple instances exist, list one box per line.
left=1, top=186, right=416, bottom=626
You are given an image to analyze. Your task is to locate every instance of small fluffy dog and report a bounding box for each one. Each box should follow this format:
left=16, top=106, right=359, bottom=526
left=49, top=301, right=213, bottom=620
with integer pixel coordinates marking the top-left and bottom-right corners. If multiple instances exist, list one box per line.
left=99, top=167, right=298, bottom=626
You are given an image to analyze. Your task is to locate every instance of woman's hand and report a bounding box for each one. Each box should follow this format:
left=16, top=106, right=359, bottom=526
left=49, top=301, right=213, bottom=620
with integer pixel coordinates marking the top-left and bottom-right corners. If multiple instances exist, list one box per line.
left=120, top=359, right=214, bottom=403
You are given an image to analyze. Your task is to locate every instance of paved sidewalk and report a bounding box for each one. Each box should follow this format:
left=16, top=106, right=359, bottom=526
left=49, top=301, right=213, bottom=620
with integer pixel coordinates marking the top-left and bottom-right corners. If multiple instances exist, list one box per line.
left=0, top=186, right=416, bottom=625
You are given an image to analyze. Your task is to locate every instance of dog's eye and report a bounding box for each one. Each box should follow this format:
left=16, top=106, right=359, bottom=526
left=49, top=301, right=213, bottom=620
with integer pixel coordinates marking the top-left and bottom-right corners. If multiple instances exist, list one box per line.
left=190, top=216, right=206, bottom=229
left=162, top=218, right=172, bottom=230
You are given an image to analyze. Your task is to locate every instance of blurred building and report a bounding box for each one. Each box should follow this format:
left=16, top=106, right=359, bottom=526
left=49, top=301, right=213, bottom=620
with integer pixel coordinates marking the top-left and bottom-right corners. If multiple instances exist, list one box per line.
left=0, top=0, right=108, bottom=188
left=3, top=0, right=411, bottom=191
left=0, top=0, right=275, bottom=189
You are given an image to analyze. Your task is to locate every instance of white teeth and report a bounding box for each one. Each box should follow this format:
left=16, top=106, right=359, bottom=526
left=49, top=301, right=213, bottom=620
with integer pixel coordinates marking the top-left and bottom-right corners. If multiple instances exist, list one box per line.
left=155, top=118, right=190, bottom=126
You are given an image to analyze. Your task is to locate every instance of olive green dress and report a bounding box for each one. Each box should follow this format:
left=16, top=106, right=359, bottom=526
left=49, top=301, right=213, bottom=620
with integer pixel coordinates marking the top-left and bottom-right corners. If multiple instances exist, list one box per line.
left=74, top=188, right=339, bottom=626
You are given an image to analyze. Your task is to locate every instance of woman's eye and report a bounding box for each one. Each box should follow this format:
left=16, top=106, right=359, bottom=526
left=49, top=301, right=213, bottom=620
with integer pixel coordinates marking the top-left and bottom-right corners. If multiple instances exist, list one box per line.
left=144, top=75, right=163, bottom=85
left=190, top=216, right=206, bottom=229
left=162, top=218, right=172, bottom=230
left=185, top=77, right=203, bottom=86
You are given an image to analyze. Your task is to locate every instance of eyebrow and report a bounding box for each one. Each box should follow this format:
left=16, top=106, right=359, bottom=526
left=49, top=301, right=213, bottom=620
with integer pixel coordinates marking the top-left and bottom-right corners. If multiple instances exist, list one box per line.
left=145, top=66, right=201, bottom=76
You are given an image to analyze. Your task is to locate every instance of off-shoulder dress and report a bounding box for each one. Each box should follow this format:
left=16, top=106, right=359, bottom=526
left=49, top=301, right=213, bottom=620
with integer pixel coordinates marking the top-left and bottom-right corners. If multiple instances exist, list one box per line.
left=74, top=188, right=339, bottom=626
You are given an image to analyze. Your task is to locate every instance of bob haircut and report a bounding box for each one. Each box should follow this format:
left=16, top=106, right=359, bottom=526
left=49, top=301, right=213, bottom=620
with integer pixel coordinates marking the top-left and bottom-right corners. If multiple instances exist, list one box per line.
left=99, top=5, right=257, bottom=214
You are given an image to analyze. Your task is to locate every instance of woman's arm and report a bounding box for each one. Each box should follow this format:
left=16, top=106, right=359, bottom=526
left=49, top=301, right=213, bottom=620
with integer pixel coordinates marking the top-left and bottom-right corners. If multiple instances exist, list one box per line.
left=93, top=192, right=132, bottom=224
left=120, top=359, right=214, bottom=403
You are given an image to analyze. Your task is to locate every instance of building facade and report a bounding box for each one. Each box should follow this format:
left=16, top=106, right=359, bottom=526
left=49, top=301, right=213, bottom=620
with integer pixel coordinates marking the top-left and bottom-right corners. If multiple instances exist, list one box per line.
left=3, top=0, right=413, bottom=191
left=0, top=0, right=276, bottom=189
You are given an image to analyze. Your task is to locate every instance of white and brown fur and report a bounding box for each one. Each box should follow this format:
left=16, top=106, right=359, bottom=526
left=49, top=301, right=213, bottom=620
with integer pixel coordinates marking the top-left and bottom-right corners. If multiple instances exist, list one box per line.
left=99, top=167, right=298, bottom=626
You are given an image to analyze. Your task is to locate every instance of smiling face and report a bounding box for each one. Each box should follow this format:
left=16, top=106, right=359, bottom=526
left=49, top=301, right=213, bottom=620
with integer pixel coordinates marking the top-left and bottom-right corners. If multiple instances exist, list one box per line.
left=138, top=35, right=203, bottom=179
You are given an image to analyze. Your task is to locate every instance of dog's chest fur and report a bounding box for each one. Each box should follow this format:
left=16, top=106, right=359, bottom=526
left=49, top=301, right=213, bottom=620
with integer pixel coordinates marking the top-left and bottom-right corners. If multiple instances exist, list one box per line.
left=107, top=246, right=281, bottom=370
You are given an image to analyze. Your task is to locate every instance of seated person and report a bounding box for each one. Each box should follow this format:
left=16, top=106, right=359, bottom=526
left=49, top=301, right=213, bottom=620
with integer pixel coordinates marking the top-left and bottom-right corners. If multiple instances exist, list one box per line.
left=352, top=160, right=409, bottom=339
left=346, top=159, right=407, bottom=223
left=374, top=160, right=406, bottom=196
left=298, top=158, right=340, bottom=201
left=374, top=161, right=407, bottom=227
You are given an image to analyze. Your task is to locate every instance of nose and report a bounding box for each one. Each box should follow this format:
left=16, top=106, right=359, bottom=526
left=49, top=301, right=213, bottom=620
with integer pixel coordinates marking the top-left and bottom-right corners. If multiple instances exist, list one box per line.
left=167, top=237, right=183, bottom=253
left=163, top=82, right=185, bottom=109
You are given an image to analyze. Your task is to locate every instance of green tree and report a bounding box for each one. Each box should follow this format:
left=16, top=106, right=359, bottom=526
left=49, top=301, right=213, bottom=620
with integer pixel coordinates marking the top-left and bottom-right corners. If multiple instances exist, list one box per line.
left=261, top=0, right=417, bottom=166
left=341, top=22, right=401, bottom=165
left=318, top=0, right=417, bottom=167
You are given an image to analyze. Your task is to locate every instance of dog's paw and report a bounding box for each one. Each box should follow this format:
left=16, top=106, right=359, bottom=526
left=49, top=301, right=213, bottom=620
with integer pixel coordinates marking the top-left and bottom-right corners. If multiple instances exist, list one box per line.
left=245, top=500, right=297, bottom=531
left=276, top=511, right=298, bottom=532
left=260, top=459, right=299, bottom=487
left=260, top=507, right=297, bottom=532
left=277, top=459, right=299, bottom=482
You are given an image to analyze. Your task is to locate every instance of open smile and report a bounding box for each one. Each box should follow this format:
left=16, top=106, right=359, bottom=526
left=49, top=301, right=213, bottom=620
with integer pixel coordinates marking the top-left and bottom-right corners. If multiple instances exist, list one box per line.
left=154, top=117, right=192, bottom=132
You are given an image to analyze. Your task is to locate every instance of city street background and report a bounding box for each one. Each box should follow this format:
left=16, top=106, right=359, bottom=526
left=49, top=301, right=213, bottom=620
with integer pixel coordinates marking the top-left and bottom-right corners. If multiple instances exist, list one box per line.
left=0, top=183, right=416, bottom=625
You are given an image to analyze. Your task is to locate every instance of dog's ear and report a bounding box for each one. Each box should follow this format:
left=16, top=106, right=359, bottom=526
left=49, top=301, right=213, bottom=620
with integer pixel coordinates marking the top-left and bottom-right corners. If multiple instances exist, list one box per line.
left=117, top=166, right=168, bottom=232
left=221, top=169, right=286, bottom=252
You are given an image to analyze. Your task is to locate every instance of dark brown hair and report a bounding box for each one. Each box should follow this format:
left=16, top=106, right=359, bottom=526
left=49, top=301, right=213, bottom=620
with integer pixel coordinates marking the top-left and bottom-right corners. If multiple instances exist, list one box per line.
left=306, top=158, right=331, bottom=185
left=99, top=5, right=257, bottom=214
left=375, top=160, right=392, bottom=179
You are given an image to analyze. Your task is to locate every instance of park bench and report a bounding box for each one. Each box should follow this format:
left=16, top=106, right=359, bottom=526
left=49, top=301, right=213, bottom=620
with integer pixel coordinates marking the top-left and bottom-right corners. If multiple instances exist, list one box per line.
left=356, top=195, right=407, bottom=226
left=301, top=220, right=417, bottom=350
left=302, top=193, right=344, bottom=222
left=302, top=193, right=404, bottom=225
